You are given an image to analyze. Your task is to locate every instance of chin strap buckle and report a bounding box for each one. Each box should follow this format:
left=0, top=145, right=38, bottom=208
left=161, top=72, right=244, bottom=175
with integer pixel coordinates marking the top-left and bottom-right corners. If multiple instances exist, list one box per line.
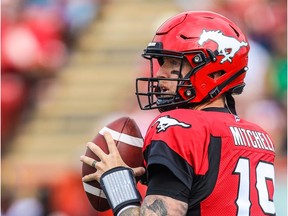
left=209, top=87, right=220, bottom=99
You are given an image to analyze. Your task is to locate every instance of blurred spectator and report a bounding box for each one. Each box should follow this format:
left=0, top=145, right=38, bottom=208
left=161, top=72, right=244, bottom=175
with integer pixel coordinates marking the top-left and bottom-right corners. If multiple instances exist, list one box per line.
left=1, top=0, right=103, bottom=151
left=48, top=171, right=96, bottom=216
left=235, top=39, right=272, bottom=113
left=243, top=99, right=286, bottom=156
left=1, top=73, right=29, bottom=153
left=1, top=186, right=15, bottom=215
left=1, top=1, right=68, bottom=77
left=1, top=185, right=46, bottom=216
left=2, top=197, right=44, bottom=216
left=22, top=0, right=102, bottom=49
left=63, top=0, right=101, bottom=46
left=1, top=172, right=96, bottom=216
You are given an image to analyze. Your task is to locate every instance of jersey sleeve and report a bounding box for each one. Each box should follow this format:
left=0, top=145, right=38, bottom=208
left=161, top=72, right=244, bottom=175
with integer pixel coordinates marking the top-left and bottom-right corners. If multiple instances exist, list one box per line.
left=144, top=140, right=195, bottom=189
left=143, top=110, right=211, bottom=189
left=146, top=163, right=190, bottom=203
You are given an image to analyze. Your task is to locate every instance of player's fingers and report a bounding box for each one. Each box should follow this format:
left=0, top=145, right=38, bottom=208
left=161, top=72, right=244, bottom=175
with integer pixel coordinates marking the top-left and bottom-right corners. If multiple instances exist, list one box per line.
left=82, top=172, right=100, bottom=182
left=103, top=131, right=118, bottom=154
left=132, top=167, right=146, bottom=177
left=80, top=155, right=99, bottom=169
left=86, top=142, right=106, bottom=161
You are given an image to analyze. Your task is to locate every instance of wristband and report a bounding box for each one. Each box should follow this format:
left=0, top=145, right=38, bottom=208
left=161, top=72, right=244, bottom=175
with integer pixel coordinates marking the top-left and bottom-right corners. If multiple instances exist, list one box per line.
left=100, top=167, right=142, bottom=215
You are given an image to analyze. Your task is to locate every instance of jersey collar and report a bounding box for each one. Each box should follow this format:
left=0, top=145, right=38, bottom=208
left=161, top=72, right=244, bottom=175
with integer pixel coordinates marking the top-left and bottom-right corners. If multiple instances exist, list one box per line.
left=201, top=107, right=230, bottom=113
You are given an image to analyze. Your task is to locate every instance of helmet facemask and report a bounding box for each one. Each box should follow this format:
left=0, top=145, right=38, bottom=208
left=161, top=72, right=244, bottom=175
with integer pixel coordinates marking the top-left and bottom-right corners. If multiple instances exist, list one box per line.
left=135, top=42, right=210, bottom=112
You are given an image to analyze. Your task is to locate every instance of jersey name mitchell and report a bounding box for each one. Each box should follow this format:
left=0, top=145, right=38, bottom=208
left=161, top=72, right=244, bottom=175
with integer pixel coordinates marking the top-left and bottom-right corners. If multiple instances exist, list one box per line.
left=229, top=126, right=275, bottom=152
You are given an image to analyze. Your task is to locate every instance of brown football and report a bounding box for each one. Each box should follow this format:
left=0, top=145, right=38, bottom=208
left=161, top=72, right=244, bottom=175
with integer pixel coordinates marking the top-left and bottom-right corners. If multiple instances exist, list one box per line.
left=82, top=116, right=144, bottom=212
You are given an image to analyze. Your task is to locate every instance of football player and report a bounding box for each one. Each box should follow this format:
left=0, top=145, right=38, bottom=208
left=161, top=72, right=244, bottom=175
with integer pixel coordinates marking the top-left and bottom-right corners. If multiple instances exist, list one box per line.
left=81, top=11, right=276, bottom=216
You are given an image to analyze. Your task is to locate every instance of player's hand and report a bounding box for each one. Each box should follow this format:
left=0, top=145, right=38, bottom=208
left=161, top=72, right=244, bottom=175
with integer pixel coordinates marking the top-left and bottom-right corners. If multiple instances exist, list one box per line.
left=80, top=131, right=145, bottom=182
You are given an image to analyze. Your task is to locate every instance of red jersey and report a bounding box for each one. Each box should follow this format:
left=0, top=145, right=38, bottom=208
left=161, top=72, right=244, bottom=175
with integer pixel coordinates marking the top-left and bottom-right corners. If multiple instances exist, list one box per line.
left=142, top=107, right=276, bottom=216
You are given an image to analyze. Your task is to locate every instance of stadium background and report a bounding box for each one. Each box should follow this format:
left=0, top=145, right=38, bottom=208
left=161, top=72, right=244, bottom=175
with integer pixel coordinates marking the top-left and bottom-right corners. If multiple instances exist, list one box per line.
left=1, top=0, right=287, bottom=215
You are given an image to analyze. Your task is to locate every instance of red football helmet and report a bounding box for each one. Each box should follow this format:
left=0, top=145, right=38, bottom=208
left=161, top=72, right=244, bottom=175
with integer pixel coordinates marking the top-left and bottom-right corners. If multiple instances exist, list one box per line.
left=136, top=11, right=250, bottom=112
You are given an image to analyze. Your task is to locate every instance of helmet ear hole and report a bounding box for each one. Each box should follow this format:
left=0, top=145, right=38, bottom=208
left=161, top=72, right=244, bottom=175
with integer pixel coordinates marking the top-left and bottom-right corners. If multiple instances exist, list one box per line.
left=208, top=70, right=225, bottom=79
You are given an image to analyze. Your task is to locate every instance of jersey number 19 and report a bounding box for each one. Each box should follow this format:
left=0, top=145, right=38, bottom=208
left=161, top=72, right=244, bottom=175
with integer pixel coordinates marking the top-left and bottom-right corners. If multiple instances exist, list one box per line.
left=233, top=157, right=276, bottom=215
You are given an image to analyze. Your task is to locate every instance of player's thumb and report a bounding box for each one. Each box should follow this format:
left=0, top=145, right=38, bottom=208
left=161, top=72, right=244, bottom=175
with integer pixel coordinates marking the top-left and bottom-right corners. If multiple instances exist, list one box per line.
left=132, top=167, right=146, bottom=177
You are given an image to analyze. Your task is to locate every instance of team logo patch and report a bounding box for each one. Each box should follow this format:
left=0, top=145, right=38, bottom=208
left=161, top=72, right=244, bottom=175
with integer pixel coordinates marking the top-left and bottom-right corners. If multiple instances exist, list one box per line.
left=198, top=30, right=248, bottom=63
left=234, top=115, right=241, bottom=122
left=153, top=115, right=191, bottom=133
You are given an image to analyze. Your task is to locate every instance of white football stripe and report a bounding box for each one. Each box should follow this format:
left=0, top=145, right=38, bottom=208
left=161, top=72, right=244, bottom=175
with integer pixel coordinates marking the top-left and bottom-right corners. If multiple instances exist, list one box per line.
left=99, top=127, right=143, bottom=148
left=83, top=182, right=106, bottom=198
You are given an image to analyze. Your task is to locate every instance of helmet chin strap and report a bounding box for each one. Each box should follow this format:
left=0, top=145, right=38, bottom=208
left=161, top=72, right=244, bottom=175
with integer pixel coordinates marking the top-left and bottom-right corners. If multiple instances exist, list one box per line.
left=200, top=66, right=248, bottom=108
left=225, top=94, right=237, bottom=115
left=176, top=66, right=248, bottom=114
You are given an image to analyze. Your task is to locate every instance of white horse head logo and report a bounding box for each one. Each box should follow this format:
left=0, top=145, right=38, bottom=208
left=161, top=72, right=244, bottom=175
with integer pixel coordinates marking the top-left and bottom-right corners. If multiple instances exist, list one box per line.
left=198, top=30, right=248, bottom=63
left=153, top=115, right=191, bottom=133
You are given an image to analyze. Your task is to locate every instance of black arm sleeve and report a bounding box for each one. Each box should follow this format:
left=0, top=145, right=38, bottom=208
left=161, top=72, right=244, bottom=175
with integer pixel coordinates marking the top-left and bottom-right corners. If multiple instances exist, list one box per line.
left=144, top=140, right=195, bottom=189
left=146, top=164, right=190, bottom=203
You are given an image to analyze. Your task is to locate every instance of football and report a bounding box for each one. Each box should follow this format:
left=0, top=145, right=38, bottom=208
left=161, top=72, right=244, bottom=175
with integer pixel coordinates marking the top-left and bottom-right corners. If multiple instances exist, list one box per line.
left=82, top=116, right=144, bottom=212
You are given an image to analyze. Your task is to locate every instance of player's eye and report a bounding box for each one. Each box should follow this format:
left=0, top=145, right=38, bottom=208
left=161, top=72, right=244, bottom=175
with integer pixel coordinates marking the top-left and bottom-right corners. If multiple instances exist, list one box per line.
left=170, top=59, right=180, bottom=66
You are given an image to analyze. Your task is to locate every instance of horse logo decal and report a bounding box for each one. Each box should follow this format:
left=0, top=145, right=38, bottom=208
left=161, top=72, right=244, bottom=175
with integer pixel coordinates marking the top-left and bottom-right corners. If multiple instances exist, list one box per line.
left=153, top=115, right=191, bottom=133
left=198, top=30, right=248, bottom=63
